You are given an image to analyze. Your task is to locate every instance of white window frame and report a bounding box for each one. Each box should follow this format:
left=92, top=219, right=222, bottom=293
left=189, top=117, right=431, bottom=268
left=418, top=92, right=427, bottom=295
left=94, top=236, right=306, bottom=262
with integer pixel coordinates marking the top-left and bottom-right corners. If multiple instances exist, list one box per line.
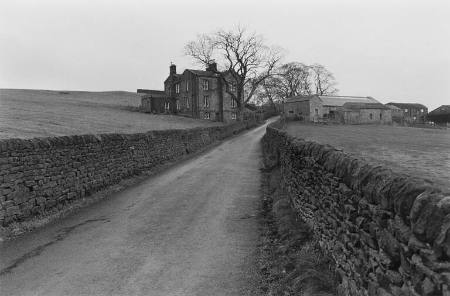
left=186, top=82, right=189, bottom=92
left=203, top=80, right=209, bottom=90
left=176, top=100, right=180, bottom=110
left=231, top=98, right=236, bottom=108
left=164, top=102, right=170, bottom=111
left=231, top=112, right=237, bottom=120
left=230, top=82, right=236, bottom=92
left=185, top=97, right=189, bottom=109
left=204, top=112, right=210, bottom=119
left=203, top=95, right=209, bottom=108
left=175, top=83, right=180, bottom=94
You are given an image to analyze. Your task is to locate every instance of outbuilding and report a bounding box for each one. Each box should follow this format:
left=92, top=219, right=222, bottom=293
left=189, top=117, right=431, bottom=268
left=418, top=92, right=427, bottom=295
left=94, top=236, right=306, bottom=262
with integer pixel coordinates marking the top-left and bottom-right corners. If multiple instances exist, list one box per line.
left=338, top=102, right=392, bottom=124
left=427, top=105, right=450, bottom=126
left=284, top=95, right=387, bottom=123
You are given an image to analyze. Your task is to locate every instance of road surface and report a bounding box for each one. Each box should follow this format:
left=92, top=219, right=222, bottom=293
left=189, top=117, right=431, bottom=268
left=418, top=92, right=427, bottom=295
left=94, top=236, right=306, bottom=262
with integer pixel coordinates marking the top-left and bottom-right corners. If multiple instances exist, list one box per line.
left=0, top=121, right=270, bottom=296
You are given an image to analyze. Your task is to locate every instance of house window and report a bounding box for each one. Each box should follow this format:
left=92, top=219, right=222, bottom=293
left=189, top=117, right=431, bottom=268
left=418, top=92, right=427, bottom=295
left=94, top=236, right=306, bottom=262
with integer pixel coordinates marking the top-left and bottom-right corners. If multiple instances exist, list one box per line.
left=202, top=80, right=209, bottom=90
left=405, top=109, right=408, bottom=113
left=231, top=98, right=237, bottom=108
left=185, top=97, right=189, bottom=109
left=175, top=83, right=180, bottom=94
left=230, top=82, right=236, bottom=92
left=420, top=109, right=424, bottom=113
left=314, top=108, right=319, bottom=115
left=380, top=113, right=382, bottom=120
left=231, top=112, right=237, bottom=120
left=203, top=95, right=209, bottom=108
left=186, top=82, right=189, bottom=92
left=204, top=112, right=210, bottom=119
left=164, top=102, right=170, bottom=111
left=176, top=100, right=180, bottom=110
left=369, top=113, right=373, bottom=120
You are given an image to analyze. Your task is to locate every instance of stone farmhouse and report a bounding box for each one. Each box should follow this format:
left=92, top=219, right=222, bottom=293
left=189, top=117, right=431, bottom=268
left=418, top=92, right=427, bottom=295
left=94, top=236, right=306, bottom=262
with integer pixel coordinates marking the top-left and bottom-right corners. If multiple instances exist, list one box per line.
left=138, top=63, right=241, bottom=123
left=284, top=95, right=392, bottom=124
left=385, top=102, right=428, bottom=124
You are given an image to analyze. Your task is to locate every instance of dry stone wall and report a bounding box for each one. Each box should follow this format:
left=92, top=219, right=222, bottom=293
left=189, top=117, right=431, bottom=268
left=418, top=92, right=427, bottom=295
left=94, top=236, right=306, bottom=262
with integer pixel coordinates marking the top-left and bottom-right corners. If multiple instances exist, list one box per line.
left=0, top=121, right=257, bottom=226
left=262, top=122, right=450, bottom=296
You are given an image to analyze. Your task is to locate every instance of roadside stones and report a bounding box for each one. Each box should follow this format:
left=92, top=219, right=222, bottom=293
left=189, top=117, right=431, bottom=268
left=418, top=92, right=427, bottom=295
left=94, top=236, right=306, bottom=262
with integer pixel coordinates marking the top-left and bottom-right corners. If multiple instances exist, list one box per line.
left=262, top=123, right=450, bottom=296
left=0, top=120, right=259, bottom=227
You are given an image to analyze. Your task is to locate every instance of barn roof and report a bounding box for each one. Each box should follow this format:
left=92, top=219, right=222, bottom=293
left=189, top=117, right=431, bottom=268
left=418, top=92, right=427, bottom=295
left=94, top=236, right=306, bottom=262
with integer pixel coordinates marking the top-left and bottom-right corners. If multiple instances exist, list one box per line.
left=342, top=102, right=389, bottom=110
left=428, top=105, right=450, bottom=116
left=386, top=102, right=427, bottom=110
left=285, top=95, right=379, bottom=106
left=385, top=104, right=402, bottom=110
left=319, top=95, right=379, bottom=107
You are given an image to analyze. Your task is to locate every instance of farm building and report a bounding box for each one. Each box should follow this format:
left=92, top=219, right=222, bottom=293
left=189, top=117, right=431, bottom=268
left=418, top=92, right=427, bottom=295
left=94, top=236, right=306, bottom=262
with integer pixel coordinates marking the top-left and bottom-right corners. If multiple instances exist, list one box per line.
left=284, top=95, right=390, bottom=124
left=427, top=105, right=450, bottom=126
left=386, top=104, right=404, bottom=123
left=385, top=102, right=428, bottom=123
left=140, top=94, right=177, bottom=114
left=339, top=102, right=392, bottom=124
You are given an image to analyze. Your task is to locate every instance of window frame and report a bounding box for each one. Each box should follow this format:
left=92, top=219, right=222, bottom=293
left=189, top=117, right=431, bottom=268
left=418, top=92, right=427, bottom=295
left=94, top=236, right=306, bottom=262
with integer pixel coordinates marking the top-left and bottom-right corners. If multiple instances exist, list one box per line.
left=231, top=98, right=237, bottom=108
left=202, top=80, right=209, bottom=90
left=203, top=95, right=209, bottom=108
left=231, top=112, right=237, bottom=120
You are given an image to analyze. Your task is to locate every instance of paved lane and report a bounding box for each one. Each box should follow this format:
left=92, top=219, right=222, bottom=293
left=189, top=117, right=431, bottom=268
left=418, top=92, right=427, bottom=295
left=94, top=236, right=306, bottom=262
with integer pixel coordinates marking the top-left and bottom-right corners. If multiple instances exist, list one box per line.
left=0, top=121, right=270, bottom=296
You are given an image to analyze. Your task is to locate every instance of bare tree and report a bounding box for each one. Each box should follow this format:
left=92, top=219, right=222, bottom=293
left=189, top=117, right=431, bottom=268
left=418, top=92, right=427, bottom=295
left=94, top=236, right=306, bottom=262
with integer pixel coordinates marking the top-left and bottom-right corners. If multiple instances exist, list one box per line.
left=185, top=27, right=283, bottom=119
left=310, top=63, right=338, bottom=95
left=255, top=62, right=312, bottom=106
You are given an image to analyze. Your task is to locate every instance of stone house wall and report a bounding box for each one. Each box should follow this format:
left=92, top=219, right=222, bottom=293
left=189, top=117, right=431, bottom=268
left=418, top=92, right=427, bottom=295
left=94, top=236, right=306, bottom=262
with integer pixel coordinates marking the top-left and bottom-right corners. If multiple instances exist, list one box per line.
left=0, top=121, right=258, bottom=226
left=262, top=122, right=450, bottom=296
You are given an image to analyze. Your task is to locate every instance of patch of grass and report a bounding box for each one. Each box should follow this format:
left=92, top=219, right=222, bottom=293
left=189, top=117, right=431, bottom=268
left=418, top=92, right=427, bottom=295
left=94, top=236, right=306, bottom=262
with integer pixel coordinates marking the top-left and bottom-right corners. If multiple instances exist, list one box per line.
left=258, top=167, right=338, bottom=296
left=0, top=89, right=221, bottom=139
left=286, top=122, right=450, bottom=192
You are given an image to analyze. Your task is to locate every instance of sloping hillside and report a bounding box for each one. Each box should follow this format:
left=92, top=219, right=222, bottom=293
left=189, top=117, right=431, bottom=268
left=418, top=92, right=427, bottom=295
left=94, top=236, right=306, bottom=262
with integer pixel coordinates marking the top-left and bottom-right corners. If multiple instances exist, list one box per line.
left=0, top=89, right=220, bottom=139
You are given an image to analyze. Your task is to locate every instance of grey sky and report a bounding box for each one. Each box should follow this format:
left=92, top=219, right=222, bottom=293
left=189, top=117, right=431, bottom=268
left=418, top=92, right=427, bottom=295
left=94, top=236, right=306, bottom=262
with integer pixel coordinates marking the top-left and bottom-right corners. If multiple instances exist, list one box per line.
left=1, top=0, right=449, bottom=110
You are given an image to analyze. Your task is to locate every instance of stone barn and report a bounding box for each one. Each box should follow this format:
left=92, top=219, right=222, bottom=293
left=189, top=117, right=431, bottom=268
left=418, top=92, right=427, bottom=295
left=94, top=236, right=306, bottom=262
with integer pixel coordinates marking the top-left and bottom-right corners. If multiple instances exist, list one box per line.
left=385, top=102, right=428, bottom=123
left=338, top=102, right=392, bottom=124
left=284, top=95, right=383, bottom=122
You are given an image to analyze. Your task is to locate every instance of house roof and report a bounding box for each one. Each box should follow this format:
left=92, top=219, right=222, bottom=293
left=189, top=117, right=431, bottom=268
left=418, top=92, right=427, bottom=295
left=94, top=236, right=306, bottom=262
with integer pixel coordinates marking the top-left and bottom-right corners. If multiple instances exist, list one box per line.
left=137, top=89, right=166, bottom=98
left=428, top=105, right=450, bottom=116
left=386, top=102, right=427, bottom=110
left=186, top=69, right=218, bottom=77
left=342, top=102, right=389, bottom=110
left=285, top=95, right=379, bottom=106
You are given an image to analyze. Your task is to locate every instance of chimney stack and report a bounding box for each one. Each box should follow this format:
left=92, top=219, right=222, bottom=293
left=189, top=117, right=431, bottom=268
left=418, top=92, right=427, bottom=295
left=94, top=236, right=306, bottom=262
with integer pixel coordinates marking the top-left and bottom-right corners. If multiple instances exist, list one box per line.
left=170, top=63, right=176, bottom=75
left=206, top=61, right=217, bottom=72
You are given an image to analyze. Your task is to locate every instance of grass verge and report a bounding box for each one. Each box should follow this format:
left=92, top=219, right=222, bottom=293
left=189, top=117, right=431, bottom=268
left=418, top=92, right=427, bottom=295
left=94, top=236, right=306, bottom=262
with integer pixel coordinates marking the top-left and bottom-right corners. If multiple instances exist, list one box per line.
left=257, top=166, right=338, bottom=295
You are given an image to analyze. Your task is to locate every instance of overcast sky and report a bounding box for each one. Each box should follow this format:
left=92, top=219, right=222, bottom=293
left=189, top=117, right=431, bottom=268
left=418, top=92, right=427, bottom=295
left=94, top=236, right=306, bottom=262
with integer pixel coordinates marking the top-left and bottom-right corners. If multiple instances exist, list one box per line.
left=1, top=0, right=449, bottom=110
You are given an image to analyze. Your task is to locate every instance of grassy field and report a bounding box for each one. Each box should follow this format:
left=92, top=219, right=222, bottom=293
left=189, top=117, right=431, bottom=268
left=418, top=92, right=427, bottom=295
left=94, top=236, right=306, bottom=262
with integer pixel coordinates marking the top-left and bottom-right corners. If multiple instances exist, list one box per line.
left=0, top=89, right=220, bottom=139
left=286, top=122, right=450, bottom=192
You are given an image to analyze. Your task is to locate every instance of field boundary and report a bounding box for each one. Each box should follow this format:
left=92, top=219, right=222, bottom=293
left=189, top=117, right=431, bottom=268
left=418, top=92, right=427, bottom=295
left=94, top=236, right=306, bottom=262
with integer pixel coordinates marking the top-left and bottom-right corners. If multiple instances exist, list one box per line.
left=0, top=120, right=260, bottom=231
left=262, top=120, right=449, bottom=295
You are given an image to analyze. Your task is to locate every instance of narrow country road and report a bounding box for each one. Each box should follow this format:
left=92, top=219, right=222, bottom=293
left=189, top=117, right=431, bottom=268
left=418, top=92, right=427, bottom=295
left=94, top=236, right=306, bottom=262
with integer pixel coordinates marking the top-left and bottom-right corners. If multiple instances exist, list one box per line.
left=0, top=121, right=271, bottom=296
